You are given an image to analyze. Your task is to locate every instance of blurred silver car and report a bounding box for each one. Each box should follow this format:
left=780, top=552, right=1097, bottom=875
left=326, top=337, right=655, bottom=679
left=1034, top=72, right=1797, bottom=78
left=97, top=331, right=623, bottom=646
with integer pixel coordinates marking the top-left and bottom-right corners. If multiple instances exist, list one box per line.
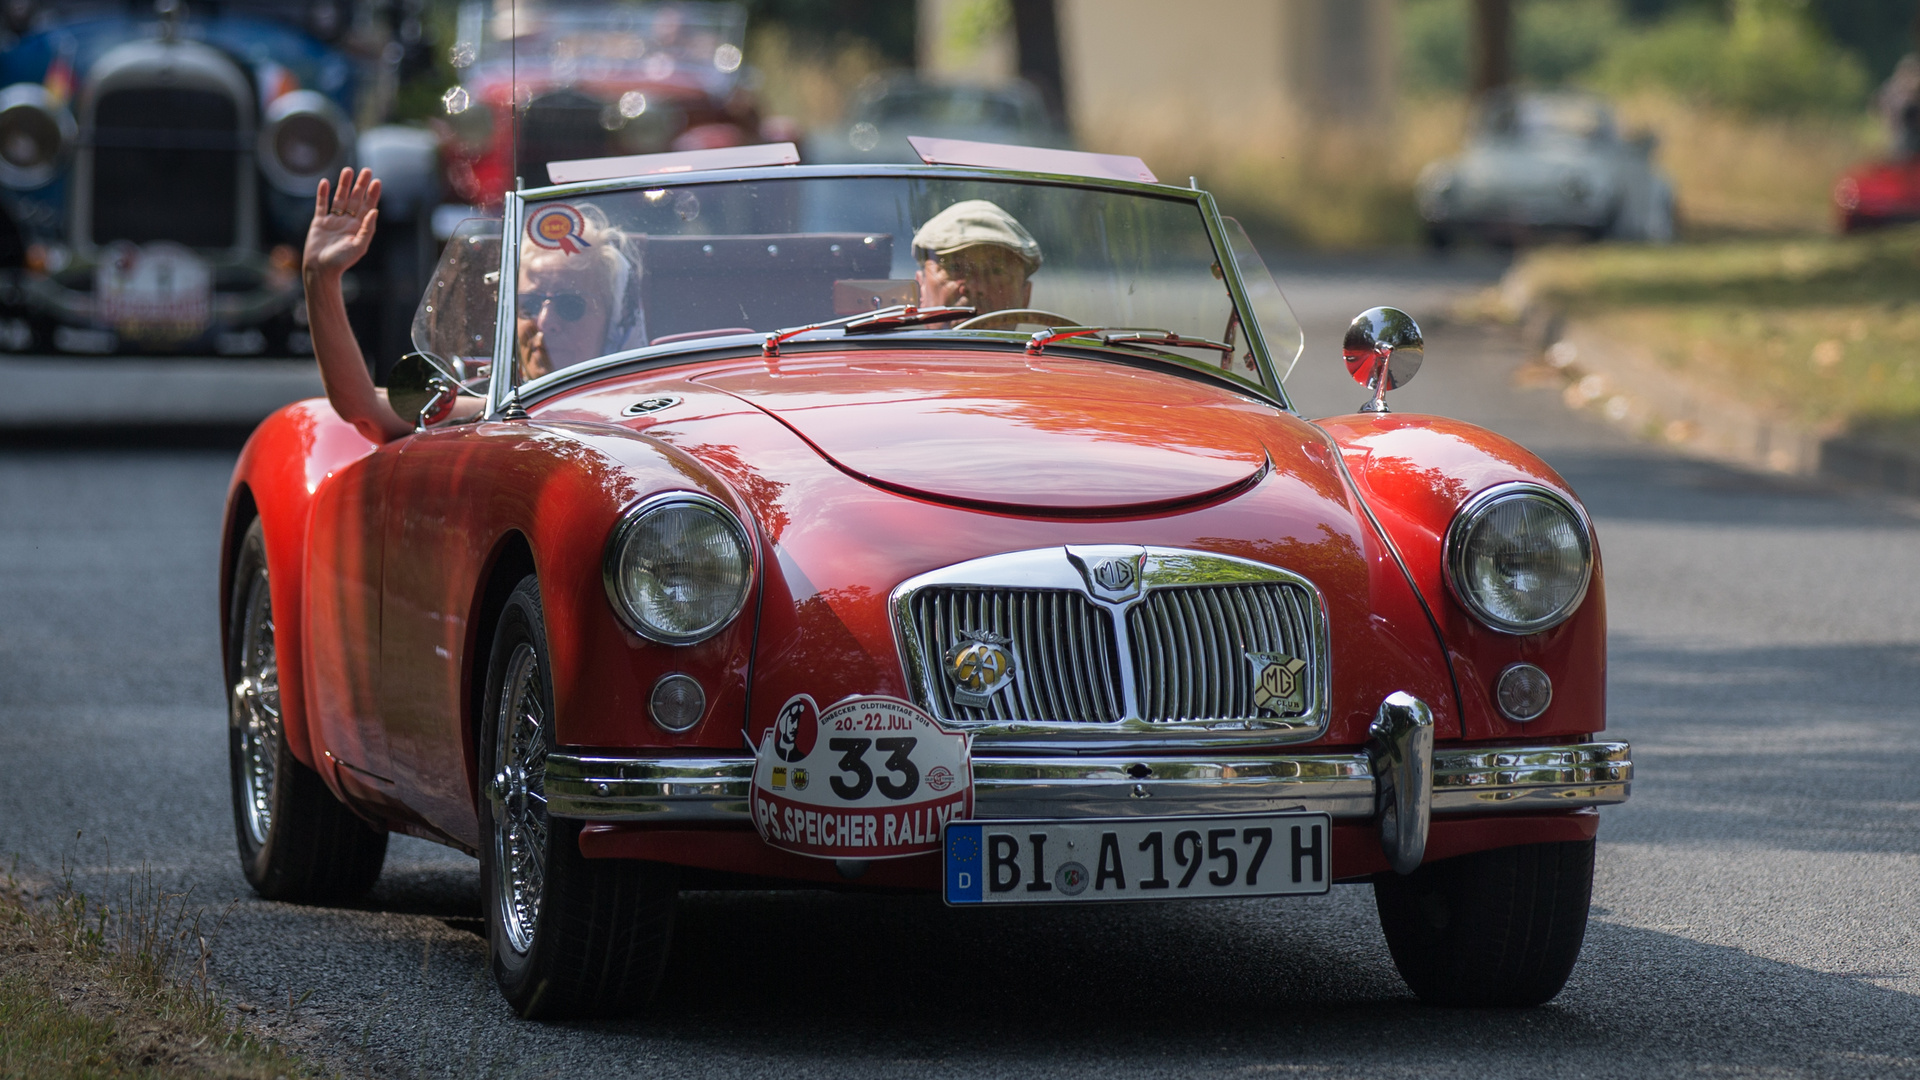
left=1418, top=92, right=1674, bottom=246
left=805, top=75, right=1069, bottom=164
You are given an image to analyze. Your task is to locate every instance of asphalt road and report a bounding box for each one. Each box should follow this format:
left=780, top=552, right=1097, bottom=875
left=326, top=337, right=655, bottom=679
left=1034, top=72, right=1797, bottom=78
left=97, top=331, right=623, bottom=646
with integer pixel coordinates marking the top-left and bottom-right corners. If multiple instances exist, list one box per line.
left=3, top=255, right=1918, bottom=1078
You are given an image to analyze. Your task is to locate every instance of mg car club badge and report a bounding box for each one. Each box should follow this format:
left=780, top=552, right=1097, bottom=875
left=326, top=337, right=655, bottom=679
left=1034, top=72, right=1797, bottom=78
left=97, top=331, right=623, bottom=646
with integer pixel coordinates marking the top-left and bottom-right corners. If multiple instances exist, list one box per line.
left=1248, top=652, right=1309, bottom=716
left=752, top=695, right=972, bottom=859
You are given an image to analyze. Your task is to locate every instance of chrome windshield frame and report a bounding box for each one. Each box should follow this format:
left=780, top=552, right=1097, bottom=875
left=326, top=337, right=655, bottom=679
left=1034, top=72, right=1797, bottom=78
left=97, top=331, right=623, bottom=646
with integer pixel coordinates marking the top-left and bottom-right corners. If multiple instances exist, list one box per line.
left=488, top=163, right=1298, bottom=418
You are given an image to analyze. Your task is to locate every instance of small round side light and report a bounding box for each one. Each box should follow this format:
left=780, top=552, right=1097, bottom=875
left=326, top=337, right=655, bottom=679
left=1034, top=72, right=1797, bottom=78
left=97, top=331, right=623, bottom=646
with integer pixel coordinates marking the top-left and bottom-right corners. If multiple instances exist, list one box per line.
left=1495, top=663, right=1552, bottom=722
left=649, top=673, right=706, bottom=732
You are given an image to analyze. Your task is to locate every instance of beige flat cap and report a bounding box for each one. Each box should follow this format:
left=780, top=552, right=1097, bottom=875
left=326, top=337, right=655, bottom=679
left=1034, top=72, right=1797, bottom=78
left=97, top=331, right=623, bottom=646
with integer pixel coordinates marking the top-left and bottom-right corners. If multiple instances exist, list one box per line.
left=911, top=199, right=1043, bottom=269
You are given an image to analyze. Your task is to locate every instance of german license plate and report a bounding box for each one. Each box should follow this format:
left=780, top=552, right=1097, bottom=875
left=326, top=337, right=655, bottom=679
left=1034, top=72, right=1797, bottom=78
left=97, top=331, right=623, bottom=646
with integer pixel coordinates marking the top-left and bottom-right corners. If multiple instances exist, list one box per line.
left=943, top=813, right=1330, bottom=905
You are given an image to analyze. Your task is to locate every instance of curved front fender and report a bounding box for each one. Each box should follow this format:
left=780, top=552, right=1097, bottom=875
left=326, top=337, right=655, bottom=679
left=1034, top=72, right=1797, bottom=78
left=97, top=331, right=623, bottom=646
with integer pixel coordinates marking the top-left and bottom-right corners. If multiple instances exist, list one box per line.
left=1316, top=413, right=1607, bottom=742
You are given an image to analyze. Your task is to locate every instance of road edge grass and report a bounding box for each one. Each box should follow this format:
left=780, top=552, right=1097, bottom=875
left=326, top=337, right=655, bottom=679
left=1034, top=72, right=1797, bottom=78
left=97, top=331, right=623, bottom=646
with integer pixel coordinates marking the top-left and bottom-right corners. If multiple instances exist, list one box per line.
left=1467, top=228, right=1920, bottom=479
left=2, top=861, right=326, bottom=1080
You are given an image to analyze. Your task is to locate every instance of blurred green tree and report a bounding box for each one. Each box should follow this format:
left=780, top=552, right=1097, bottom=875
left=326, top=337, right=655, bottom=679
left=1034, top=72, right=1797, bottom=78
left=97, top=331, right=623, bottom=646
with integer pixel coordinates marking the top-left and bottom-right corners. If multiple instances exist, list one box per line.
left=1403, top=0, right=1874, bottom=114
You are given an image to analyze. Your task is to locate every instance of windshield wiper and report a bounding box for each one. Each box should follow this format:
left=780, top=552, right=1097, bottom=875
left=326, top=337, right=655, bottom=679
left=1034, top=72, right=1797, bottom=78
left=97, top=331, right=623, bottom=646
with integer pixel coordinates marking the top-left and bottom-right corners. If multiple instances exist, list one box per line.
left=1024, top=326, right=1234, bottom=357
left=761, top=304, right=975, bottom=356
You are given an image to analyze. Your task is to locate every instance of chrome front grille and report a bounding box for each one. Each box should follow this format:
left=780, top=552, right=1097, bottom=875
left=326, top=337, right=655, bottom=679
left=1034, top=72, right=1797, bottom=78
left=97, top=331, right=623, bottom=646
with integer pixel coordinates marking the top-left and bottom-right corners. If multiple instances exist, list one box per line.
left=908, top=588, right=1123, bottom=724
left=893, top=546, right=1329, bottom=742
left=1128, top=583, right=1318, bottom=721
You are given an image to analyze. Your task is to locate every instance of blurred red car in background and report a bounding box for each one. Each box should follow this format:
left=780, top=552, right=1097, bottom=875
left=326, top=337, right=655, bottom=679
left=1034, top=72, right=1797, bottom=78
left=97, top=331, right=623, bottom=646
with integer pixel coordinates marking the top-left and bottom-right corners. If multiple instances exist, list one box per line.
left=1834, top=158, right=1920, bottom=232
left=432, top=0, right=777, bottom=227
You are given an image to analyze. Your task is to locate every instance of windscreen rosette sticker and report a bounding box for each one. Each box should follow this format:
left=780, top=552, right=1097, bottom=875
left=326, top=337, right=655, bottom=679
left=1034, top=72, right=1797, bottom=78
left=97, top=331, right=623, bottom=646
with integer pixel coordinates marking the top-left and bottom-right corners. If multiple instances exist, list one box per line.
left=527, top=204, right=592, bottom=254
left=752, top=695, right=971, bottom=859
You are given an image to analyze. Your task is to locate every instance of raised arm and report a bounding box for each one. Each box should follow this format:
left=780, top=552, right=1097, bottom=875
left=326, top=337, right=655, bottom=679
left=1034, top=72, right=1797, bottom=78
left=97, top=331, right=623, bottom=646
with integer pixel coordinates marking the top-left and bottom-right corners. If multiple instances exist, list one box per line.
left=303, top=167, right=412, bottom=444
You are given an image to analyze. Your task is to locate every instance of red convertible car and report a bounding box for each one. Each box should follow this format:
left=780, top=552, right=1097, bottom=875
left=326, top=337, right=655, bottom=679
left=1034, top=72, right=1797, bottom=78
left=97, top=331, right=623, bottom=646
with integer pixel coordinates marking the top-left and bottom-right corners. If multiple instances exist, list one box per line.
left=221, top=139, right=1631, bottom=1019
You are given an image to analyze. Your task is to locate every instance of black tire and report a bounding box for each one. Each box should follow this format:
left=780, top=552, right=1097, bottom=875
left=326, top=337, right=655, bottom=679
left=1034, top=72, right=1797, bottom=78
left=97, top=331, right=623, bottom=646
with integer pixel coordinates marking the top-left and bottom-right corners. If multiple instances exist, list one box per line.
left=227, top=518, right=388, bottom=902
left=480, top=576, right=678, bottom=1020
left=1373, top=839, right=1594, bottom=1007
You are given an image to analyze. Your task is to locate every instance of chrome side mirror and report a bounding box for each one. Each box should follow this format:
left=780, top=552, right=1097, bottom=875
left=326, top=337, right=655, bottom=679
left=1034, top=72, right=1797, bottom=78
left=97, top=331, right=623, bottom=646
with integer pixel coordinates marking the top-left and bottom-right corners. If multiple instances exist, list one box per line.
left=388, top=351, right=461, bottom=429
left=1343, top=307, right=1424, bottom=414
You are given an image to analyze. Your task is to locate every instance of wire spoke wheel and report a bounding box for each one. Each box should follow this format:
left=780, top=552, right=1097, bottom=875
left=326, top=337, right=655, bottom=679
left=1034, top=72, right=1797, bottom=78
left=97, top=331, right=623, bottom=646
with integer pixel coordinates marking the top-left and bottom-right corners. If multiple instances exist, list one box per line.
left=226, top=517, right=386, bottom=902
left=491, top=641, right=551, bottom=956
left=232, top=566, right=282, bottom=847
left=481, top=575, right=678, bottom=1019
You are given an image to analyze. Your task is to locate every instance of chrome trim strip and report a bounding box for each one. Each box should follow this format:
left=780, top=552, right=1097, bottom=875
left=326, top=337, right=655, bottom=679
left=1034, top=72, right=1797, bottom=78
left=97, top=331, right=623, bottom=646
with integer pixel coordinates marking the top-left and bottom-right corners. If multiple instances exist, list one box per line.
left=545, top=754, right=753, bottom=821
left=970, top=752, right=1375, bottom=820
left=1195, top=188, right=1288, bottom=403
left=888, top=546, right=1333, bottom=750
left=1430, top=742, right=1632, bottom=812
left=518, top=161, right=1202, bottom=206
left=544, top=742, right=1631, bottom=823
left=487, top=191, right=523, bottom=418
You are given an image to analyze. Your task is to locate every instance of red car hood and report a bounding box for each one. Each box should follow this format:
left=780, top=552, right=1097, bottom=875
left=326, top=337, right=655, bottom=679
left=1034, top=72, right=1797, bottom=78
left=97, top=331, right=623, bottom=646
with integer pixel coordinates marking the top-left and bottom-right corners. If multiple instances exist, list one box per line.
left=701, top=355, right=1276, bottom=513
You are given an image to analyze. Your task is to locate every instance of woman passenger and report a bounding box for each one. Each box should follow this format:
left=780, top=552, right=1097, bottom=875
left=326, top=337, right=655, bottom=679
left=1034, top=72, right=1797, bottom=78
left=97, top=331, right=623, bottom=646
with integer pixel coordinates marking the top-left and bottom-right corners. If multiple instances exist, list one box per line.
left=303, top=167, right=643, bottom=442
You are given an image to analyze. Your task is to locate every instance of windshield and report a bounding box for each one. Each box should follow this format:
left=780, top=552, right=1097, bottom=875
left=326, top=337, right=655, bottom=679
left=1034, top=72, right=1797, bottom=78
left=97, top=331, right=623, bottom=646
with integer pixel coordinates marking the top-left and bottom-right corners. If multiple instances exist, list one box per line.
left=510, top=176, right=1303, bottom=396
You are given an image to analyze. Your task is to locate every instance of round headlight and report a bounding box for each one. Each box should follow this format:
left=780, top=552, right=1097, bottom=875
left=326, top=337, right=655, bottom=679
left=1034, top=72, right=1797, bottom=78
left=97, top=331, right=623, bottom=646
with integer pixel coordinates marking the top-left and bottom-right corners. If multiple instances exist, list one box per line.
left=258, top=90, right=354, bottom=195
left=1445, top=483, right=1593, bottom=634
left=603, top=493, right=753, bottom=644
left=0, top=83, right=75, bottom=189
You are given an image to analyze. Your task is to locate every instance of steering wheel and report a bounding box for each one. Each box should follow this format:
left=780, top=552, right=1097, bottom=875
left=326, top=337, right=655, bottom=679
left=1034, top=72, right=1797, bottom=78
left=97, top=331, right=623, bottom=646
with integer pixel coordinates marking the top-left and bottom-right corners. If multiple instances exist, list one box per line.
left=952, top=308, right=1079, bottom=332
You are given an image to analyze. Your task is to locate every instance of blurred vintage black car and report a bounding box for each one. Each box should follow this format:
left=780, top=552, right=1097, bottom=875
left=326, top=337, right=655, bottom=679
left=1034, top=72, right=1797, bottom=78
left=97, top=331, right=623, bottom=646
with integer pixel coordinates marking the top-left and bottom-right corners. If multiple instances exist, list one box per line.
left=0, top=0, right=438, bottom=361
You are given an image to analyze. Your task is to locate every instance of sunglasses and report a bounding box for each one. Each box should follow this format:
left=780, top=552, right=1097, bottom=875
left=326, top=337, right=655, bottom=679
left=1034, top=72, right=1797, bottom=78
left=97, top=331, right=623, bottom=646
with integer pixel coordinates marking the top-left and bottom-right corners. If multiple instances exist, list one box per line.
left=518, top=292, right=588, bottom=322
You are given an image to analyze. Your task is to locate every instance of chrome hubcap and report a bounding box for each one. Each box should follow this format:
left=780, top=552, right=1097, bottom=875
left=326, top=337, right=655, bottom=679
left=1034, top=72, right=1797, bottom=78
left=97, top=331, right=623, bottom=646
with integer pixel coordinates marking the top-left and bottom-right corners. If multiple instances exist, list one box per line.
left=490, top=642, right=549, bottom=955
left=232, top=566, right=281, bottom=847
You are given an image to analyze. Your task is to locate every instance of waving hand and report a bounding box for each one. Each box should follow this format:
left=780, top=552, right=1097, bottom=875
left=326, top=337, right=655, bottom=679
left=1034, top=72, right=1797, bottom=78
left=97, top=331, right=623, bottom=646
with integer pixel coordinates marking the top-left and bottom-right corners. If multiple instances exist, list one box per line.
left=304, top=167, right=381, bottom=281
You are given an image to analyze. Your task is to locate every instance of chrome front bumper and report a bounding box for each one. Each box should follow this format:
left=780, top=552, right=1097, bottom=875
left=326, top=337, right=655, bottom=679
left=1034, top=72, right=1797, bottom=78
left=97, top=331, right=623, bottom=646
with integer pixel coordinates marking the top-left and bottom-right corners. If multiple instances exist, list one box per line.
left=546, top=741, right=1631, bottom=827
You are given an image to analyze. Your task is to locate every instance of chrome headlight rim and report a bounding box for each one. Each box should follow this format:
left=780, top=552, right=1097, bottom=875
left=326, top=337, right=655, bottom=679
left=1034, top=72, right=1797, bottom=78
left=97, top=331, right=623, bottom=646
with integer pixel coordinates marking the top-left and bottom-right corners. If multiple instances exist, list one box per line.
left=601, top=490, right=755, bottom=646
left=1443, top=481, right=1594, bottom=636
left=257, top=89, right=355, bottom=196
left=0, top=82, right=76, bottom=190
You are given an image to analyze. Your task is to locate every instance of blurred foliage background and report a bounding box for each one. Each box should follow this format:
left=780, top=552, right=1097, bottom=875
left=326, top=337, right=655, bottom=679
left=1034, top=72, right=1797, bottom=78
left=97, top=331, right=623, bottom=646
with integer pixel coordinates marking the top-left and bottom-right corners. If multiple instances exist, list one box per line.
left=396, top=0, right=1907, bottom=247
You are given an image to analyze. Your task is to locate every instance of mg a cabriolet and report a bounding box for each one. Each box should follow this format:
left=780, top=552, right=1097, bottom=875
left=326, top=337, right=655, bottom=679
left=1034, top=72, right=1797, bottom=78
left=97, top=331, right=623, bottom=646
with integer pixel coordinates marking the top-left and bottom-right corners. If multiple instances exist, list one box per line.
left=221, top=139, right=1631, bottom=1019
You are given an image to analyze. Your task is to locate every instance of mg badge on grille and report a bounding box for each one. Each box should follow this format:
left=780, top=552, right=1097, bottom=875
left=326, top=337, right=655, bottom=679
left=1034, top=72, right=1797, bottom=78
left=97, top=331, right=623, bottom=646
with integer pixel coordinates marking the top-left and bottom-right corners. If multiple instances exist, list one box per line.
left=1248, top=652, right=1309, bottom=716
left=945, top=629, right=1016, bottom=707
left=1090, top=558, right=1136, bottom=592
left=1067, top=545, right=1146, bottom=602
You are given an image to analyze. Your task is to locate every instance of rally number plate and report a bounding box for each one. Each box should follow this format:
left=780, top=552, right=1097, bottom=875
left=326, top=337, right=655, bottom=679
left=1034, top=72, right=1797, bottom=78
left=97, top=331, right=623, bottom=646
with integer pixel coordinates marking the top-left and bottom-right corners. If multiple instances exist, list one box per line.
left=943, top=813, right=1330, bottom=905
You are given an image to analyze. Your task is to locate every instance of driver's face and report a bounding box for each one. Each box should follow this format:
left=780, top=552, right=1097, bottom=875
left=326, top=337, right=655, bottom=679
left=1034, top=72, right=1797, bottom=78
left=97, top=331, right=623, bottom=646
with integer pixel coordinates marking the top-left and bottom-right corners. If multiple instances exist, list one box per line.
left=915, top=244, right=1032, bottom=315
left=515, top=253, right=613, bottom=380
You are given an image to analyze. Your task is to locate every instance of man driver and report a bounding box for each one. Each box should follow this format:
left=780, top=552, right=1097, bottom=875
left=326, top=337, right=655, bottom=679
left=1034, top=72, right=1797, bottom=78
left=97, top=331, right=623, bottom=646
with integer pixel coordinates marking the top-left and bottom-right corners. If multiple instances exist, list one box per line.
left=911, top=199, right=1042, bottom=317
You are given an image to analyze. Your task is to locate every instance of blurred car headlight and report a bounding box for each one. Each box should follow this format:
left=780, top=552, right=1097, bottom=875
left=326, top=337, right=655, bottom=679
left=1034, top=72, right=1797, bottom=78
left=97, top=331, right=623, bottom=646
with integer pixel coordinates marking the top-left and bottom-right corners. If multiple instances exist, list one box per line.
left=258, top=90, right=354, bottom=195
left=1445, top=483, right=1593, bottom=634
left=603, top=493, right=754, bottom=644
left=0, top=83, right=75, bottom=189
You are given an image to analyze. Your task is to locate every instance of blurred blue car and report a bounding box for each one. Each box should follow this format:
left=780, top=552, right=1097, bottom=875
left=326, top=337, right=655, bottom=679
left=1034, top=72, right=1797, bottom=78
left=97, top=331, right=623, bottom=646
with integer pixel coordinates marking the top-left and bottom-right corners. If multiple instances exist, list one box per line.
left=0, top=0, right=437, bottom=360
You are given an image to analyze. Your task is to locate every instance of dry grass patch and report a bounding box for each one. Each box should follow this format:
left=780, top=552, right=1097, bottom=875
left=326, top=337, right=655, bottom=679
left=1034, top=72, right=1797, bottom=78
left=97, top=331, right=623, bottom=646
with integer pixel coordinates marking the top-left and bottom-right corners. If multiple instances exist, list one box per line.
left=1496, top=226, right=1920, bottom=443
left=1610, top=94, right=1877, bottom=236
left=1, top=864, right=318, bottom=1080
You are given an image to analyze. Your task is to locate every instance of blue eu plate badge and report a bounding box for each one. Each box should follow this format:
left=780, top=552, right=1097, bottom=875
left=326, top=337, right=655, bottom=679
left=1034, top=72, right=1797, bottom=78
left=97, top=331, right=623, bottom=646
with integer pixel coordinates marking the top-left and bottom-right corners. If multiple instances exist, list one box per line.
left=945, top=823, right=984, bottom=903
